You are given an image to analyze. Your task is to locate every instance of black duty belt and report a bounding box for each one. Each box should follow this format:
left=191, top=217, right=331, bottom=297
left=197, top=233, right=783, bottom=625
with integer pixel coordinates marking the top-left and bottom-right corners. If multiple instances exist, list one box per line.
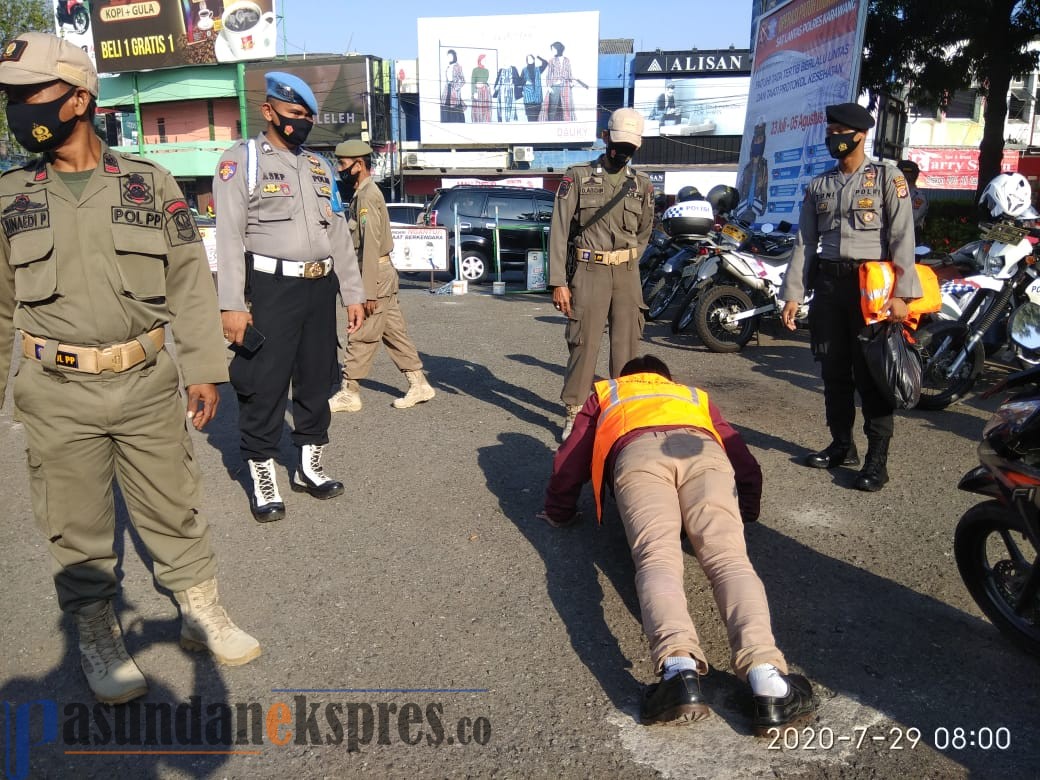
left=817, top=260, right=866, bottom=278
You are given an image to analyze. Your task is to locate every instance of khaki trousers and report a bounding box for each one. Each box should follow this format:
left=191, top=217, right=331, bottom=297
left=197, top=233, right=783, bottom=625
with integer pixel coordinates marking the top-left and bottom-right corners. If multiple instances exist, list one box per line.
left=612, top=429, right=787, bottom=679
left=562, top=259, right=645, bottom=406
left=14, top=350, right=216, bottom=613
left=342, top=262, right=423, bottom=380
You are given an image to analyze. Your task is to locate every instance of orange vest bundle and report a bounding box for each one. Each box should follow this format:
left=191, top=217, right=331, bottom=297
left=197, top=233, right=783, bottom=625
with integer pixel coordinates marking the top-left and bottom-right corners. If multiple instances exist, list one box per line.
left=859, top=262, right=941, bottom=330
left=591, top=374, right=722, bottom=521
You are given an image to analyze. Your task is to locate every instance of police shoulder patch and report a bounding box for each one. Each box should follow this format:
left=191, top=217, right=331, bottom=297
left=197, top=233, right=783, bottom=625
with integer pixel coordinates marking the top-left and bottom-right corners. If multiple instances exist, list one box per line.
left=219, top=161, right=238, bottom=181
left=894, top=175, right=909, bottom=199
left=557, top=176, right=573, bottom=199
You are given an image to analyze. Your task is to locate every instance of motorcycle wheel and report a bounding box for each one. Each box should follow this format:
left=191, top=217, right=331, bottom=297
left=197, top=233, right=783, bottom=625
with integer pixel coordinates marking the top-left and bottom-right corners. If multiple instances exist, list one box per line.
left=646, top=279, right=679, bottom=321
left=694, top=284, right=757, bottom=353
left=73, top=6, right=89, bottom=33
left=955, top=501, right=1040, bottom=655
left=670, top=285, right=700, bottom=334
left=916, top=320, right=985, bottom=410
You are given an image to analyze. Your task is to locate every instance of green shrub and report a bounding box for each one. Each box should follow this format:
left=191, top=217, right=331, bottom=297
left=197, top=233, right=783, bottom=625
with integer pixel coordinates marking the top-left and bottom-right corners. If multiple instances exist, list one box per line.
left=921, top=200, right=982, bottom=254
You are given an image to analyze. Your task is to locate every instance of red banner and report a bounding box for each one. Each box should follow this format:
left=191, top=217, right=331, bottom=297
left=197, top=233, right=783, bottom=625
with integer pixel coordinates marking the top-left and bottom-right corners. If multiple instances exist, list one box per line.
left=906, top=147, right=1020, bottom=190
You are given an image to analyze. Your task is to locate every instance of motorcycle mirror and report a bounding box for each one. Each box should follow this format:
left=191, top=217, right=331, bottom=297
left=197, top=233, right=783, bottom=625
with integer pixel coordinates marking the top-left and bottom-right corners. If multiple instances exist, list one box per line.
left=1008, top=302, right=1040, bottom=358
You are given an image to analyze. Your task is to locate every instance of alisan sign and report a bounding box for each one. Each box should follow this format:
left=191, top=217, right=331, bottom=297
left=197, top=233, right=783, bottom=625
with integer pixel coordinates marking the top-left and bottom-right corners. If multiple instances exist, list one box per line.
left=633, top=50, right=751, bottom=76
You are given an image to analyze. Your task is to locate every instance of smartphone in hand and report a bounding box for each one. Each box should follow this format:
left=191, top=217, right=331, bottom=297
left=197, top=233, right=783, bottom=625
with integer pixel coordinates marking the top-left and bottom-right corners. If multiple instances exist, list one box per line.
left=237, top=323, right=266, bottom=354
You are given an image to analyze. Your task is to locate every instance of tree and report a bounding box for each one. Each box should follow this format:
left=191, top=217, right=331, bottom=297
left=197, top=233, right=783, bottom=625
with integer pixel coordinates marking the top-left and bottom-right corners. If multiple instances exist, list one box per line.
left=0, top=0, right=53, bottom=157
left=860, top=0, right=1040, bottom=198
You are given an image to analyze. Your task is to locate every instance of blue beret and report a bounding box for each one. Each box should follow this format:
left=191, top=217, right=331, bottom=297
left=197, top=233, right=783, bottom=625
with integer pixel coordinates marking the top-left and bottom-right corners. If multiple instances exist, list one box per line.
left=825, top=102, right=875, bottom=131
left=265, top=71, right=318, bottom=115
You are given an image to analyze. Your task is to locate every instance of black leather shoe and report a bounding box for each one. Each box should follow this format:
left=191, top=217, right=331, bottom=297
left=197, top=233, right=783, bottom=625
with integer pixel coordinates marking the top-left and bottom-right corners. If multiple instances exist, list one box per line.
left=804, top=442, right=859, bottom=469
left=640, top=669, right=711, bottom=724
left=752, top=673, right=818, bottom=736
left=249, top=497, right=285, bottom=523
left=291, top=470, right=345, bottom=500
left=854, top=465, right=889, bottom=492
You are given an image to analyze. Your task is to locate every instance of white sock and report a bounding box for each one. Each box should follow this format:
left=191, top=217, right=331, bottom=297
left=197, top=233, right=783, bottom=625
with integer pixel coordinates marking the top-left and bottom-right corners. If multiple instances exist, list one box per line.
left=748, top=664, right=790, bottom=697
left=662, top=656, right=699, bottom=680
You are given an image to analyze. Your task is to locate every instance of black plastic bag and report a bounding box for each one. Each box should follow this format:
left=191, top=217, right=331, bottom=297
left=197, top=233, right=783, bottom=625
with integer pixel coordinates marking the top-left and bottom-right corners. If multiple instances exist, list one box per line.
left=859, top=322, right=923, bottom=409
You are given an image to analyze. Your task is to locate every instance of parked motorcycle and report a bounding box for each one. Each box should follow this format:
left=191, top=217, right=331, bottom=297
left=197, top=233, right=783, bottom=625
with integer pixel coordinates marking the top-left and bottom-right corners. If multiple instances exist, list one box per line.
left=645, top=200, right=717, bottom=320
left=916, top=220, right=1040, bottom=409
left=56, top=0, right=90, bottom=34
left=639, top=229, right=673, bottom=292
left=955, top=348, right=1040, bottom=654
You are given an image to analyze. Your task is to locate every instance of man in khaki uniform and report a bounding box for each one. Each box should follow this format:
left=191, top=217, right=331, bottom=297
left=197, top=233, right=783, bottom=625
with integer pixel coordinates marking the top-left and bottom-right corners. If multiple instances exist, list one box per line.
left=329, top=139, right=434, bottom=412
left=214, top=72, right=366, bottom=523
left=0, top=32, right=259, bottom=705
left=550, top=108, right=655, bottom=439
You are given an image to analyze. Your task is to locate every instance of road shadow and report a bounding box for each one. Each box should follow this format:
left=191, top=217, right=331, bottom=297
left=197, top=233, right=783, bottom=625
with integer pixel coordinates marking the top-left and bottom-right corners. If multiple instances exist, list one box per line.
left=477, top=432, right=647, bottom=718
left=2, top=492, right=237, bottom=778
left=745, top=522, right=1040, bottom=775
left=422, top=353, right=561, bottom=433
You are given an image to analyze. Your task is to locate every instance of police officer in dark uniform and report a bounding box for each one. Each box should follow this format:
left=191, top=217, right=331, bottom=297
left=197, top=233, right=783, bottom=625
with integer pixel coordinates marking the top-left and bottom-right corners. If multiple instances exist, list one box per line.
left=780, top=103, right=922, bottom=492
left=214, top=72, right=366, bottom=522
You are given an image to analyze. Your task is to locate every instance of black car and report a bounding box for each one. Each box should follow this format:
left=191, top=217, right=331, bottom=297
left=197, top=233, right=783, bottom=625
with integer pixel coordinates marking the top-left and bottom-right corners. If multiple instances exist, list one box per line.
left=419, top=185, right=554, bottom=283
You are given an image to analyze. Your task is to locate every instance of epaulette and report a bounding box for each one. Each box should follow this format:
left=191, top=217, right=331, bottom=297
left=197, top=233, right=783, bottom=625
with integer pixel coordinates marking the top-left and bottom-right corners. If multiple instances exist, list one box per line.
left=115, top=150, right=173, bottom=176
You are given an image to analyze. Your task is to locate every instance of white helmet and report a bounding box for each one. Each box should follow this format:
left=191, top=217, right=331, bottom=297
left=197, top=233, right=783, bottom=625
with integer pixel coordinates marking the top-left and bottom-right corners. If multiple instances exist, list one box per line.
left=662, top=200, right=715, bottom=236
left=979, top=172, right=1039, bottom=219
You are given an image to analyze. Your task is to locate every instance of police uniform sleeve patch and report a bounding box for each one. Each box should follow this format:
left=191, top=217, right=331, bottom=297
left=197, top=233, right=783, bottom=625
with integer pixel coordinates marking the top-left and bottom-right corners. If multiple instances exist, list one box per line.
left=103, top=153, right=121, bottom=174
left=218, top=161, right=237, bottom=181
left=894, top=175, right=909, bottom=198
left=164, top=199, right=201, bottom=245
left=122, top=173, right=154, bottom=206
left=557, top=176, right=573, bottom=199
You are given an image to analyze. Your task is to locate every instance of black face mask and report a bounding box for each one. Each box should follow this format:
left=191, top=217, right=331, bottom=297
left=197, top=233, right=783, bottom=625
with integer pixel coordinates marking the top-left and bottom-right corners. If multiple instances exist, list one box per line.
left=270, top=109, right=313, bottom=146
left=826, top=131, right=859, bottom=159
left=6, top=86, right=79, bottom=153
left=339, top=166, right=359, bottom=194
left=606, top=142, right=636, bottom=169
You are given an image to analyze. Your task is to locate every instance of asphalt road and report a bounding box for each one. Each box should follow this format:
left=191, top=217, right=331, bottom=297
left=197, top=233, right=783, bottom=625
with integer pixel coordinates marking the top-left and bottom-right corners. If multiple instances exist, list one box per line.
left=1, top=277, right=1037, bottom=779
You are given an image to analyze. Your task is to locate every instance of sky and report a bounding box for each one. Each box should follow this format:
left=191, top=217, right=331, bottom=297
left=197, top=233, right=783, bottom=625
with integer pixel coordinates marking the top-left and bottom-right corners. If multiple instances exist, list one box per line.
left=276, top=1, right=756, bottom=61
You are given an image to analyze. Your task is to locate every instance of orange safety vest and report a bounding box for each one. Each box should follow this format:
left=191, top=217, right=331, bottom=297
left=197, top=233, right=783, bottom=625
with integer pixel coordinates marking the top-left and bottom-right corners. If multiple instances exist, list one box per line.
left=859, top=261, right=941, bottom=330
left=591, top=373, right=723, bottom=521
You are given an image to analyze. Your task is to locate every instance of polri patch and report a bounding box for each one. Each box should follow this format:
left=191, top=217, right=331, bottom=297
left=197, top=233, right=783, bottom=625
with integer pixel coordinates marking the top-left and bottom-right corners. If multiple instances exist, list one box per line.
left=894, top=175, right=909, bottom=198
left=1, top=192, right=49, bottom=238
left=112, top=206, right=163, bottom=229
left=817, top=201, right=829, bottom=213
left=218, top=161, right=237, bottom=181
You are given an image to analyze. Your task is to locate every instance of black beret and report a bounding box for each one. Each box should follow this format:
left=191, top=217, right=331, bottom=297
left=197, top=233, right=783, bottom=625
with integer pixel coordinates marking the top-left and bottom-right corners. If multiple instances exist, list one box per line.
left=825, top=102, right=875, bottom=131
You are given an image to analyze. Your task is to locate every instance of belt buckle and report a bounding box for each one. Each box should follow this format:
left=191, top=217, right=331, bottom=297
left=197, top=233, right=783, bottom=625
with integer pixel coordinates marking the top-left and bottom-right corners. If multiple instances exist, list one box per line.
left=302, top=261, right=324, bottom=279
left=101, top=345, right=121, bottom=371
left=594, top=252, right=605, bottom=264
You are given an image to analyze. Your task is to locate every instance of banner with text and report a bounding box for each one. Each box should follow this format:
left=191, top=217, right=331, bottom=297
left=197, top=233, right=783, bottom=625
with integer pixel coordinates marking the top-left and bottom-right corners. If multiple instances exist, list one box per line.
left=736, top=0, right=868, bottom=223
left=390, top=227, right=449, bottom=271
left=906, top=147, right=1021, bottom=190
left=417, top=12, right=599, bottom=145
left=90, top=0, right=277, bottom=73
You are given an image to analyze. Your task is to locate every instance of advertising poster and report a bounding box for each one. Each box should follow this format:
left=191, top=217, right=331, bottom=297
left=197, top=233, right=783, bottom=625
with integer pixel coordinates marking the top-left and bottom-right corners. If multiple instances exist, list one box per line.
left=736, top=0, right=868, bottom=223
left=53, top=0, right=97, bottom=67
left=906, top=147, right=1020, bottom=190
left=634, top=76, right=750, bottom=137
left=244, top=60, right=368, bottom=147
left=390, top=227, right=449, bottom=272
left=89, top=0, right=277, bottom=73
left=417, top=12, right=599, bottom=145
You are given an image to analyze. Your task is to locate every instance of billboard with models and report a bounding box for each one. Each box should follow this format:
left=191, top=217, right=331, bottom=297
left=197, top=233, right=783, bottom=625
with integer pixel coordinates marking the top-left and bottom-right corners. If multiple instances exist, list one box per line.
left=417, top=12, right=599, bottom=145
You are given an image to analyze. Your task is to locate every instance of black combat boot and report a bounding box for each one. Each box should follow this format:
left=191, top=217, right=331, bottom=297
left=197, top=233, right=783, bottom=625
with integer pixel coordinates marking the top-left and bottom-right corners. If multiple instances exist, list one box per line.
left=804, top=437, right=859, bottom=469
left=854, top=437, right=890, bottom=491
